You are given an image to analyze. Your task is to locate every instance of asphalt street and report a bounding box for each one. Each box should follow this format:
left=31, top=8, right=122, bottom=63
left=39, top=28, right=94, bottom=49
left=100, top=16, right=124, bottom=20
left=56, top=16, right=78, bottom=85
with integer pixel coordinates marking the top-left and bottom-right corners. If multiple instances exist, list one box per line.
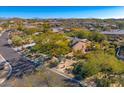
left=0, top=31, right=35, bottom=78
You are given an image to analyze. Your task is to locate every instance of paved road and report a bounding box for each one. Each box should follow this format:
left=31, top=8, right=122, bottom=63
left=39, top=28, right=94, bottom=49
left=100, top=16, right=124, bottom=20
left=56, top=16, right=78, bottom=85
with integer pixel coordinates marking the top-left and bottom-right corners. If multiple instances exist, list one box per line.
left=0, top=31, right=35, bottom=78
left=101, top=31, right=124, bottom=35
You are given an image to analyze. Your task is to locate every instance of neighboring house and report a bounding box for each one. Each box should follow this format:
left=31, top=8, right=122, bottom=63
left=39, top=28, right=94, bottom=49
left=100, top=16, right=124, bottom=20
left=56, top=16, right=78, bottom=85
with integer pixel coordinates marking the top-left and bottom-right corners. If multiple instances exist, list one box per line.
left=24, top=25, right=37, bottom=28
left=70, top=37, right=81, bottom=46
left=65, top=38, right=90, bottom=58
left=71, top=38, right=90, bottom=53
left=52, top=27, right=64, bottom=33
left=31, top=22, right=44, bottom=26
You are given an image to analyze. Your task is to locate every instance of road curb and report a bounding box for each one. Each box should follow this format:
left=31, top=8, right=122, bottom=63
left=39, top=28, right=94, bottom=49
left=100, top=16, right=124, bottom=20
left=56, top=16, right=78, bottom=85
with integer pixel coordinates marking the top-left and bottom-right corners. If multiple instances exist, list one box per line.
left=0, top=55, right=12, bottom=85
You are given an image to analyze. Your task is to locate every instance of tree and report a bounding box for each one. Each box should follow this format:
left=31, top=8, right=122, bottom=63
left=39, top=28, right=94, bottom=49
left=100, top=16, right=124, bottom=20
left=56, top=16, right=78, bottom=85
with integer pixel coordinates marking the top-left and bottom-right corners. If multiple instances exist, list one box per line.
left=33, top=31, right=71, bottom=56
left=89, top=32, right=107, bottom=42
left=73, top=50, right=124, bottom=78
left=73, top=50, right=85, bottom=59
left=17, top=23, right=24, bottom=31
left=1, top=22, right=9, bottom=29
left=24, top=28, right=40, bottom=35
left=95, top=78, right=111, bottom=87
left=42, top=22, right=51, bottom=33
left=49, top=61, right=59, bottom=68
left=117, top=22, right=124, bottom=30
left=66, top=28, right=107, bottom=43
left=66, top=28, right=91, bottom=39
left=11, top=35, right=23, bottom=46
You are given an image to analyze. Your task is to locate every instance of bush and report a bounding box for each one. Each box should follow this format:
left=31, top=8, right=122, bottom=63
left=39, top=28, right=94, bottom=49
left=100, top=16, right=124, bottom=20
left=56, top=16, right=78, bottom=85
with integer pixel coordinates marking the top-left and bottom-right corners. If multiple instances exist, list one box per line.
left=24, top=28, right=40, bottom=35
left=11, top=35, right=23, bottom=46
left=33, top=31, right=71, bottom=56
left=89, top=32, right=107, bottom=42
left=66, top=28, right=91, bottom=39
left=49, top=61, right=59, bottom=68
left=66, top=28, right=107, bottom=43
left=73, top=50, right=85, bottom=59
left=73, top=50, right=124, bottom=78
left=95, top=78, right=111, bottom=87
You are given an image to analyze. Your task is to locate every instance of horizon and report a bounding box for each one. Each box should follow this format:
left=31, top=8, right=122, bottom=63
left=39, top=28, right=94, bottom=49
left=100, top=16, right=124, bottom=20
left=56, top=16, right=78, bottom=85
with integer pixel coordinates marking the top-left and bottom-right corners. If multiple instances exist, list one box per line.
left=0, top=17, right=124, bottom=20
left=0, top=6, right=124, bottom=19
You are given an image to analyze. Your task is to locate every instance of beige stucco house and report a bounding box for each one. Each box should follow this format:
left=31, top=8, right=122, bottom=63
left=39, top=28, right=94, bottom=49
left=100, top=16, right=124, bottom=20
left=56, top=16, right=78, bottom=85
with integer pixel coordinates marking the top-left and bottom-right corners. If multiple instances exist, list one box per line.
left=72, top=39, right=91, bottom=53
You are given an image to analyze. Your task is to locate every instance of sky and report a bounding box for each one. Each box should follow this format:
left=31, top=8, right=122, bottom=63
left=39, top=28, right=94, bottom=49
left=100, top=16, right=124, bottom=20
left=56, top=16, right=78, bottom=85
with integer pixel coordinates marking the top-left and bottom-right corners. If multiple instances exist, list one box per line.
left=0, top=6, right=124, bottom=19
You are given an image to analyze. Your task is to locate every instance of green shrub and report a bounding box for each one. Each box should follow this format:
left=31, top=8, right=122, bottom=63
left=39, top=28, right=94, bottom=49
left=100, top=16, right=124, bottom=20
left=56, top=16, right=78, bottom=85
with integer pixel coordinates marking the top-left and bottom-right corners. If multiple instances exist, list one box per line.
left=33, top=31, right=71, bottom=56
left=73, top=50, right=124, bottom=78
left=49, top=61, right=59, bottom=68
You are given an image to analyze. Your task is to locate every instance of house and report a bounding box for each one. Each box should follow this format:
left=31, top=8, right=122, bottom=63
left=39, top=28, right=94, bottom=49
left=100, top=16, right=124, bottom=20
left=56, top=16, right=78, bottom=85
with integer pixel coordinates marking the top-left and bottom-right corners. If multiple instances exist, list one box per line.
left=65, top=39, right=90, bottom=58
left=67, top=37, right=91, bottom=53
left=52, top=27, right=64, bottom=33
left=71, top=38, right=90, bottom=53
